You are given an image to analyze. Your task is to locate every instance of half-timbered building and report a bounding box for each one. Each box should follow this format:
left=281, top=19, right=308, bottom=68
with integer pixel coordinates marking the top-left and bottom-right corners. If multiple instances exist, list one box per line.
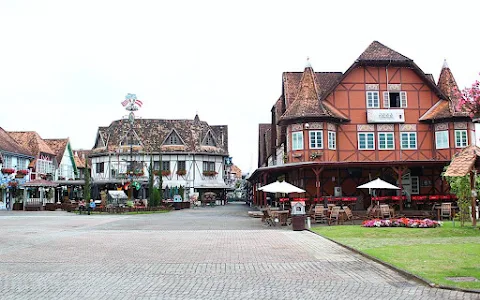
left=250, top=41, right=473, bottom=210
left=90, top=114, right=230, bottom=202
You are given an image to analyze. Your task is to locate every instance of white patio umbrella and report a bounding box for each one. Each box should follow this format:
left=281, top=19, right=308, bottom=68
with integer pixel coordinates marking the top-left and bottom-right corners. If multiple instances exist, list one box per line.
left=357, top=178, right=399, bottom=207
left=258, top=181, right=306, bottom=194
left=258, top=181, right=306, bottom=209
left=356, top=178, right=399, bottom=190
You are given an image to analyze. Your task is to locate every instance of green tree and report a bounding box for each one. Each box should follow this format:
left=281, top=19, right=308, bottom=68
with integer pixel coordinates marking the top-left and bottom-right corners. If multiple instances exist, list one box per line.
left=443, top=165, right=480, bottom=226
left=83, top=159, right=91, bottom=201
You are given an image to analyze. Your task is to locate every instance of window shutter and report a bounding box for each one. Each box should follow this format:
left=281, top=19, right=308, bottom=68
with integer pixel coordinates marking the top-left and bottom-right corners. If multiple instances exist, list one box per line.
left=400, top=91, right=407, bottom=108
left=383, top=92, right=390, bottom=108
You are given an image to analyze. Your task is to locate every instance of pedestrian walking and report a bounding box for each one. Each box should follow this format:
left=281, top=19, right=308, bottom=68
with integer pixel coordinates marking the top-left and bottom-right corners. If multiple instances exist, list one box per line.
left=88, top=199, right=96, bottom=215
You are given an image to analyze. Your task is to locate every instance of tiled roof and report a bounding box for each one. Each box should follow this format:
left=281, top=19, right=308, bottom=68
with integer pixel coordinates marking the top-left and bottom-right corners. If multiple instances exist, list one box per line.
left=91, top=117, right=228, bottom=156
left=282, top=72, right=342, bottom=107
left=44, top=139, right=69, bottom=167
left=357, top=41, right=412, bottom=62
left=274, top=96, right=285, bottom=143
left=279, top=67, right=348, bottom=124
left=0, top=127, right=32, bottom=157
left=419, top=100, right=451, bottom=121
left=8, top=131, right=55, bottom=157
left=444, top=146, right=480, bottom=177
left=420, top=62, right=469, bottom=121
left=74, top=150, right=92, bottom=168
left=73, top=151, right=90, bottom=169
left=230, top=164, right=242, bottom=179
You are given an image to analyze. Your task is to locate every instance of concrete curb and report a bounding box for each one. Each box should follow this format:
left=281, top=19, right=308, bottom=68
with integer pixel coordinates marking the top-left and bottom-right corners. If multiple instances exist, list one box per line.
left=307, top=229, right=480, bottom=295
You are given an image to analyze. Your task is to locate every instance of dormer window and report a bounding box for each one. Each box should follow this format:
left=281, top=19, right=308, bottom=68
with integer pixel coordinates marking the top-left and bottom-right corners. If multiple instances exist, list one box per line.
left=203, top=131, right=216, bottom=146
left=165, top=131, right=183, bottom=145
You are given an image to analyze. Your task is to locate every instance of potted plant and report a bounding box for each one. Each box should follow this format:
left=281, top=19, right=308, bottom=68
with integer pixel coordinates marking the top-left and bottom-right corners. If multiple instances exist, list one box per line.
left=203, top=170, right=218, bottom=177
left=1, top=168, right=15, bottom=174
left=176, top=169, right=187, bottom=176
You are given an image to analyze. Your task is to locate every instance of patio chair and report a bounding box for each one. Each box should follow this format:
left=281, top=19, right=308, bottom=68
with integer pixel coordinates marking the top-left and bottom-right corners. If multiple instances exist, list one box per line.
left=262, top=209, right=275, bottom=226
left=328, top=206, right=341, bottom=225
left=379, top=204, right=392, bottom=219
left=343, top=207, right=361, bottom=225
left=313, top=205, right=327, bottom=224
left=440, top=203, right=452, bottom=220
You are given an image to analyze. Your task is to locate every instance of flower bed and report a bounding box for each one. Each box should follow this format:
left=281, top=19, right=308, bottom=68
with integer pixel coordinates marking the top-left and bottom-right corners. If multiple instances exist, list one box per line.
left=362, top=218, right=440, bottom=228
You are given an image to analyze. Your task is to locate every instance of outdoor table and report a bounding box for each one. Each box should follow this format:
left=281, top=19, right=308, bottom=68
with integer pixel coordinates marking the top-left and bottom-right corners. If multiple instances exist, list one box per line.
left=271, top=210, right=289, bottom=226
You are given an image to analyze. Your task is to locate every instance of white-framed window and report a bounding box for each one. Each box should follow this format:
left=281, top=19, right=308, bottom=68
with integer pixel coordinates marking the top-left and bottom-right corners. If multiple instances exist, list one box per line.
left=328, top=131, right=336, bottom=150
left=309, top=131, right=323, bottom=149
left=16, top=158, right=26, bottom=170
left=435, top=131, right=449, bottom=149
left=411, top=176, right=420, bottom=194
left=400, top=132, right=417, bottom=149
left=3, top=155, right=12, bottom=168
left=358, top=132, right=375, bottom=150
left=383, top=91, right=407, bottom=108
left=455, top=130, right=468, bottom=148
left=366, top=91, right=379, bottom=108
left=292, top=132, right=303, bottom=150
left=378, top=132, right=394, bottom=150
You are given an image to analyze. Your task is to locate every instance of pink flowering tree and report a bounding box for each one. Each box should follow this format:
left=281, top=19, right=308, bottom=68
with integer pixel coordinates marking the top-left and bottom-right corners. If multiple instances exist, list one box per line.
left=456, top=75, right=480, bottom=119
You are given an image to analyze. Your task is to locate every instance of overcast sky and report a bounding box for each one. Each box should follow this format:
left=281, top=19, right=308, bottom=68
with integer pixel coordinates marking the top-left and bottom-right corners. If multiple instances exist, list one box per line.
left=1, top=0, right=479, bottom=174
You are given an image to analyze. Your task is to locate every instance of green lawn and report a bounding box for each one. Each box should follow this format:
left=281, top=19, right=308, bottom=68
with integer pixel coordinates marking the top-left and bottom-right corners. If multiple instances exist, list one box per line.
left=311, top=222, right=480, bottom=290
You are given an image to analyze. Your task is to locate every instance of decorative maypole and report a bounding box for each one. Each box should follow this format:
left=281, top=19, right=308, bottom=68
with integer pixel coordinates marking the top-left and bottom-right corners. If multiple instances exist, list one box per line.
left=121, top=93, right=143, bottom=200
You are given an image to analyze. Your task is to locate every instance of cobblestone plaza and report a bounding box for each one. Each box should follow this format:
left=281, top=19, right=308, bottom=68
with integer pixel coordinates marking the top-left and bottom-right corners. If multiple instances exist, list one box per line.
left=0, top=204, right=476, bottom=300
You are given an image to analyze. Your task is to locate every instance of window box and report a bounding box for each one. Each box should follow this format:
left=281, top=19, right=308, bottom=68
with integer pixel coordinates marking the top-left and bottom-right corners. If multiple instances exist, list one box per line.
left=176, top=170, right=187, bottom=176
left=161, top=170, right=171, bottom=177
left=203, top=170, right=218, bottom=177
left=1, top=168, right=15, bottom=174
left=310, top=152, right=323, bottom=160
left=17, top=170, right=29, bottom=176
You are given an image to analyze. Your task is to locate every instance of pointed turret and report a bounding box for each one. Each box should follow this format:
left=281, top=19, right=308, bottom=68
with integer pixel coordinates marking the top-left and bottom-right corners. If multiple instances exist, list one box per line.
left=278, top=61, right=349, bottom=125
left=193, top=113, right=200, bottom=124
left=437, top=59, right=459, bottom=101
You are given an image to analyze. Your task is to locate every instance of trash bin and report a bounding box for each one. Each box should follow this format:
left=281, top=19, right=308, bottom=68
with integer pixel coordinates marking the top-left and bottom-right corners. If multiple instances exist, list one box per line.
left=291, top=200, right=306, bottom=231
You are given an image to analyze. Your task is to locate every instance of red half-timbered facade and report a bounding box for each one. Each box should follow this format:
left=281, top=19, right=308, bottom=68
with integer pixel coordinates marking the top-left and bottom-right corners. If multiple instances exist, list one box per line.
left=250, top=41, right=473, bottom=210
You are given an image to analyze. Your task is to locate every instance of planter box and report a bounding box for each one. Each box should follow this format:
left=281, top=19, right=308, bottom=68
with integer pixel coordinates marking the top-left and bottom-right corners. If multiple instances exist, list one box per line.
left=45, top=203, right=56, bottom=211
left=12, top=203, right=23, bottom=210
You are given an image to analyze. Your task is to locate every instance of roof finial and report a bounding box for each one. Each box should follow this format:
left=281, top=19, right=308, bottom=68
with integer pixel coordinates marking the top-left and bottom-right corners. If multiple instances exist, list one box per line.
left=305, top=56, right=312, bottom=69
left=442, top=59, right=449, bottom=69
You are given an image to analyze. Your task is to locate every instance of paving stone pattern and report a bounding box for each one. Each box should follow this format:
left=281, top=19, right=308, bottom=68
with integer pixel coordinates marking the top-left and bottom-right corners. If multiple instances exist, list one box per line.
left=0, top=205, right=477, bottom=299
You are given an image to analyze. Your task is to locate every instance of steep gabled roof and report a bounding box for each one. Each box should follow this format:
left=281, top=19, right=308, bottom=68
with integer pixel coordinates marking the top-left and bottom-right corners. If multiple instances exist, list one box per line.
left=279, top=66, right=348, bottom=124
left=0, top=127, right=33, bottom=157
left=357, top=41, right=412, bottom=62
left=420, top=60, right=469, bottom=121
left=44, top=138, right=69, bottom=167
left=73, top=150, right=92, bottom=168
left=8, top=131, right=55, bottom=157
left=320, top=41, right=448, bottom=109
left=282, top=72, right=343, bottom=106
left=91, top=117, right=228, bottom=156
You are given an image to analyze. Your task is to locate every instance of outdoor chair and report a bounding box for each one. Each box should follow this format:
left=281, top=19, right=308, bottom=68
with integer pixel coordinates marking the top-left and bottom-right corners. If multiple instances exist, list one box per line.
left=440, top=203, right=452, bottom=220
left=343, top=207, right=361, bottom=225
left=262, top=209, right=275, bottom=226
left=379, top=204, right=392, bottom=219
left=313, top=205, right=327, bottom=224
left=328, top=206, right=341, bottom=225
left=365, top=204, right=376, bottom=219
